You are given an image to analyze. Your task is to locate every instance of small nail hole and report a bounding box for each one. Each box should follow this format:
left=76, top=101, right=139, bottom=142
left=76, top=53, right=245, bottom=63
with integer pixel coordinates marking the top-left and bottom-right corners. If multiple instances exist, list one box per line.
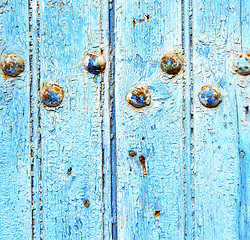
left=84, top=200, right=90, bottom=207
left=245, top=106, right=249, bottom=121
left=141, top=137, right=145, bottom=141
left=129, top=150, right=136, bottom=158
left=245, top=106, right=249, bottom=114
left=239, top=54, right=243, bottom=58
left=139, top=155, right=147, bottom=176
left=154, top=211, right=161, bottom=217
left=133, top=19, right=136, bottom=27
left=67, top=167, right=72, bottom=176
left=239, top=150, right=245, bottom=158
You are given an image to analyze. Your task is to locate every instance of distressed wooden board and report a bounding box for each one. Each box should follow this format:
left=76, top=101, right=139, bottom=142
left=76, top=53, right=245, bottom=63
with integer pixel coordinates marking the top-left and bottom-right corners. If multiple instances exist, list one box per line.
left=0, top=0, right=31, bottom=239
left=33, top=0, right=110, bottom=239
left=115, top=0, right=184, bottom=239
left=237, top=0, right=250, bottom=238
left=192, top=0, right=249, bottom=239
left=0, top=0, right=248, bottom=239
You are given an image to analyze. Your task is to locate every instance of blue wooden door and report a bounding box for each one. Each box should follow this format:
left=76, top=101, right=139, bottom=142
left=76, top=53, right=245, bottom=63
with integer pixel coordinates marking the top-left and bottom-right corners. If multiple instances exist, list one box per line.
left=0, top=0, right=249, bottom=239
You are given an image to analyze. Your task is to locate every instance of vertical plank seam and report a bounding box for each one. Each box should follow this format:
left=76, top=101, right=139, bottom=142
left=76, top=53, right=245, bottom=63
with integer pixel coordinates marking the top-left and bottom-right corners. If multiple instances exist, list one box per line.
left=240, top=0, right=243, bottom=49
left=29, top=0, right=43, bottom=238
left=234, top=86, right=244, bottom=240
left=182, top=0, right=195, bottom=239
left=36, top=0, right=43, bottom=238
left=236, top=9, right=247, bottom=235
left=108, top=0, right=117, bottom=239
left=99, top=0, right=105, bottom=237
left=28, top=0, right=35, bottom=237
left=100, top=73, right=105, bottom=238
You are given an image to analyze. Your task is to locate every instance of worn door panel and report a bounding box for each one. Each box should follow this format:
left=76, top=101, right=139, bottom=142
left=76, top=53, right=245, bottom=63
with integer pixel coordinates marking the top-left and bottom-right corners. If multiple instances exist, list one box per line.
left=114, top=0, right=184, bottom=239
left=192, top=0, right=249, bottom=239
left=33, top=0, right=109, bottom=239
left=0, top=0, right=31, bottom=239
left=0, top=0, right=249, bottom=239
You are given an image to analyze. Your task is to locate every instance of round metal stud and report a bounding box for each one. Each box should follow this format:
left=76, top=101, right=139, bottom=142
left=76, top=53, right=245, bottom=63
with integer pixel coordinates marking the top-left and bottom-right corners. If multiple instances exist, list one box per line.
left=0, top=54, right=25, bottom=77
left=41, top=83, right=64, bottom=108
left=83, top=52, right=106, bottom=75
left=235, top=53, right=250, bottom=76
left=198, top=85, right=222, bottom=108
left=126, top=85, right=151, bottom=108
left=160, top=53, right=182, bottom=75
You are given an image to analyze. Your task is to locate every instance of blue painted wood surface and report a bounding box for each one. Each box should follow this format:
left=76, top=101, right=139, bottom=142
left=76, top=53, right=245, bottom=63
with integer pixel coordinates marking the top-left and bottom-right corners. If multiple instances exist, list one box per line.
left=0, top=0, right=249, bottom=239
left=0, top=0, right=31, bottom=239
left=115, top=0, right=184, bottom=239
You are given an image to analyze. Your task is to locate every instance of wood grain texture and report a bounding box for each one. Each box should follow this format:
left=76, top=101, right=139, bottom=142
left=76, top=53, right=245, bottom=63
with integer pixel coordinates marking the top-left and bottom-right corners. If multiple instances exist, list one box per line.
left=0, top=0, right=31, bottom=239
left=237, top=0, right=250, bottom=238
left=114, top=0, right=184, bottom=239
left=33, top=0, right=110, bottom=239
left=192, top=0, right=249, bottom=239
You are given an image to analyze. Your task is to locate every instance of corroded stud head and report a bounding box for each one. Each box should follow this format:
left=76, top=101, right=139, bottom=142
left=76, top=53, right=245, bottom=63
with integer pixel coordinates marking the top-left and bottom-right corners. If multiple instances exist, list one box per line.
left=1, top=54, right=25, bottom=77
left=160, top=53, right=182, bottom=75
left=126, top=85, right=151, bottom=108
left=41, top=83, right=64, bottom=108
left=83, top=52, right=106, bottom=75
left=235, top=53, right=250, bottom=76
left=198, top=85, right=222, bottom=108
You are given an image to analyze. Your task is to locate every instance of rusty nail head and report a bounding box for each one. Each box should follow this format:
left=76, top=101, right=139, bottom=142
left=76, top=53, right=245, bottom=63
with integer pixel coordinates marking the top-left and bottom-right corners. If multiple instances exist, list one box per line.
left=83, top=51, right=106, bottom=75
left=1, top=54, right=25, bottom=77
left=126, top=85, right=151, bottom=108
left=235, top=53, right=250, bottom=76
left=198, top=85, right=222, bottom=108
left=41, top=83, right=64, bottom=108
left=161, top=53, right=182, bottom=75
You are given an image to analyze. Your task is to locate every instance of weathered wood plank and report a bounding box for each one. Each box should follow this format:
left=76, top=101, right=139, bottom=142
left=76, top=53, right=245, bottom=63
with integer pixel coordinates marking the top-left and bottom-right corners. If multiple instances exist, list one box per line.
left=0, top=0, right=31, bottom=239
left=237, top=0, right=250, bottom=238
left=192, top=0, right=248, bottom=239
left=35, top=0, right=110, bottom=239
left=115, top=0, right=184, bottom=238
